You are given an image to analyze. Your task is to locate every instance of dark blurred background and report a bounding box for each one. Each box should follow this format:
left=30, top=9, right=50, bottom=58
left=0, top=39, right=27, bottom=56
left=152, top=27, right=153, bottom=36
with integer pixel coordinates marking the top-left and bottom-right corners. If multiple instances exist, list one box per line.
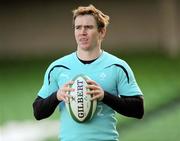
left=0, top=0, right=179, bottom=58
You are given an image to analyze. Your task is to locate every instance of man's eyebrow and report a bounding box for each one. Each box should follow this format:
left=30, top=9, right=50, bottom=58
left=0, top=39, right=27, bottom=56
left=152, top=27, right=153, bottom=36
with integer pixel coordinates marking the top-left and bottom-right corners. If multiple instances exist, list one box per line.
left=75, top=24, right=94, bottom=27
left=75, top=25, right=81, bottom=27
left=85, top=25, right=94, bottom=27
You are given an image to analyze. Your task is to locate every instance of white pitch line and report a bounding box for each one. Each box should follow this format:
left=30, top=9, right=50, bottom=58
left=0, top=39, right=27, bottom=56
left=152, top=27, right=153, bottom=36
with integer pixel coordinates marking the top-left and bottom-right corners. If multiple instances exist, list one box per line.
left=0, top=120, right=59, bottom=141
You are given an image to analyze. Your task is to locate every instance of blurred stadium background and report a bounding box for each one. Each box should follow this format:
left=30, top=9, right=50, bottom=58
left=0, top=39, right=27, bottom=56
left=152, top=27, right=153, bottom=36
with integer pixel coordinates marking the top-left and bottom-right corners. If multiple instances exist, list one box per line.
left=0, top=0, right=180, bottom=141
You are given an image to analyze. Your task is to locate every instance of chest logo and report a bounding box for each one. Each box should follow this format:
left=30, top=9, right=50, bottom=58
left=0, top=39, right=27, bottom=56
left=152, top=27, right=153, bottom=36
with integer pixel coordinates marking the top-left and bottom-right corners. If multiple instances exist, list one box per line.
left=99, top=72, right=106, bottom=81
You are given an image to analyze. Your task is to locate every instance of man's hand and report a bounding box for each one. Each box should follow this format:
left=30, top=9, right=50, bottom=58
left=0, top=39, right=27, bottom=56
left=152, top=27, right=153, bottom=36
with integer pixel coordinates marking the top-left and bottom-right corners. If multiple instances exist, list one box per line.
left=86, top=79, right=104, bottom=101
left=56, top=81, right=74, bottom=102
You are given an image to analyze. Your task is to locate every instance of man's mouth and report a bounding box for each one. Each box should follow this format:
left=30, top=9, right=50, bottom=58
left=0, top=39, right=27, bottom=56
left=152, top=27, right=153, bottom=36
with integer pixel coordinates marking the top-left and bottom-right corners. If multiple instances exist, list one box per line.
left=79, top=38, right=88, bottom=42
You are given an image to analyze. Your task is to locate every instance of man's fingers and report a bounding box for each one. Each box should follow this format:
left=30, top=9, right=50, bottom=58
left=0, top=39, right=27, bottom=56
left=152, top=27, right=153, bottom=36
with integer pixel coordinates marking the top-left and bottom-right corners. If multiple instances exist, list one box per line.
left=86, top=85, right=98, bottom=90
left=90, top=94, right=101, bottom=101
left=86, top=89, right=99, bottom=94
left=61, top=96, right=68, bottom=103
left=64, top=81, right=74, bottom=87
left=57, top=80, right=74, bottom=102
left=61, top=93, right=73, bottom=103
left=63, top=87, right=75, bottom=93
left=86, top=80, right=98, bottom=85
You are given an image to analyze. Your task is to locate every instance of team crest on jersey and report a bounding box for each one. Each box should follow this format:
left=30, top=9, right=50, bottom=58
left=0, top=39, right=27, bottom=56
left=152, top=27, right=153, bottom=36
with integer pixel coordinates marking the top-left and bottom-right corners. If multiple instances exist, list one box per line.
left=99, top=72, right=106, bottom=81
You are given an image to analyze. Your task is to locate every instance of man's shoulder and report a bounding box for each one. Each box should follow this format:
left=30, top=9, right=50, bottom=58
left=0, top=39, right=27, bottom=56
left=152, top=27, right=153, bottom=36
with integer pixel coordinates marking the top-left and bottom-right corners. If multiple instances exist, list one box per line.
left=47, top=52, right=75, bottom=71
left=103, top=51, right=128, bottom=66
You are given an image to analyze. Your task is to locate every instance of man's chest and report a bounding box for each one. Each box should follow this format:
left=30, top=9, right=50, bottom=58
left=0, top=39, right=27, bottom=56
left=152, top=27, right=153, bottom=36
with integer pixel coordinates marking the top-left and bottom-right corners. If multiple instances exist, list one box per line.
left=56, top=67, right=118, bottom=95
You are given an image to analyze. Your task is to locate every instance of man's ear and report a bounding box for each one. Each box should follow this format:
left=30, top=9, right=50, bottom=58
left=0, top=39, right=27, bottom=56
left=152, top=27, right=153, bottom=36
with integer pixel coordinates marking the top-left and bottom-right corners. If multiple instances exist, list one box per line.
left=99, top=28, right=106, bottom=40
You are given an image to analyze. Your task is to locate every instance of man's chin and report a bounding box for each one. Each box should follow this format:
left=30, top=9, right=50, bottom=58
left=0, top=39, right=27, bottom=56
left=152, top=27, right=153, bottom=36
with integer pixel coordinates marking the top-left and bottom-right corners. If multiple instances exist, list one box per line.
left=79, top=45, right=91, bottom=50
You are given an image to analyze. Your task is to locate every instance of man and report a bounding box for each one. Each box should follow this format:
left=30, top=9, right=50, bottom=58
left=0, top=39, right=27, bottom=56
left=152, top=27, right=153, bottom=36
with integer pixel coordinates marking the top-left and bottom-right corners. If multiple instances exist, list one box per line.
left=33, top=4, right=144, bottom=141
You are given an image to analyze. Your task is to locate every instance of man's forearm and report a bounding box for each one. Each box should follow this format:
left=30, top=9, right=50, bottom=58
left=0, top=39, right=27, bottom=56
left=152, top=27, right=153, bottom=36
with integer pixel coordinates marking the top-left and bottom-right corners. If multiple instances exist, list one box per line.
left=33, top=92, right=60, bottom=120
left=102, top=91, right=144, bottom=119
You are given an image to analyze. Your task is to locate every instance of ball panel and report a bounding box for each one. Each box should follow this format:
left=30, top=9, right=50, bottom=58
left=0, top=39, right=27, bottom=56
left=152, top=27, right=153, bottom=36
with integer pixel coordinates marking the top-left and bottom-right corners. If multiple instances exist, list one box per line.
left=66, top=74, right=97, bottom=123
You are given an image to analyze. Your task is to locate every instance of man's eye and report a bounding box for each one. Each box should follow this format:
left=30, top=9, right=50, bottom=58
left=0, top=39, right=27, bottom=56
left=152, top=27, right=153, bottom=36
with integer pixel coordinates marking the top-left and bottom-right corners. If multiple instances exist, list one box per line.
left=75, top=26, right=81, bottom=30
left=86, top=26, right=93, bottom=29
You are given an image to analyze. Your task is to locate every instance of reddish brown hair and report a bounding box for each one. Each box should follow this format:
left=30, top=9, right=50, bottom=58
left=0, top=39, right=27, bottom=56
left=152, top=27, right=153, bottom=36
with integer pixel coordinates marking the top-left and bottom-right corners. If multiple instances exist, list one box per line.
left=72, top=4, right=110, bottom=30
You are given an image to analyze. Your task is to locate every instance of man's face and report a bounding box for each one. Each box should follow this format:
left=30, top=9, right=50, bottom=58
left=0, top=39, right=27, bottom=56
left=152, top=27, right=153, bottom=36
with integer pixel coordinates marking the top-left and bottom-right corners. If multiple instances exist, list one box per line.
left=74, top=15, right=103, bottom=51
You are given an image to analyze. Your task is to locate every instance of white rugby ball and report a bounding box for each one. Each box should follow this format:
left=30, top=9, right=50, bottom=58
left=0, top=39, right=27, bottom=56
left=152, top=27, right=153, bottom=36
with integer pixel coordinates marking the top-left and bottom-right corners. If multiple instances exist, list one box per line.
left=66, top=74, right=97, bottom=123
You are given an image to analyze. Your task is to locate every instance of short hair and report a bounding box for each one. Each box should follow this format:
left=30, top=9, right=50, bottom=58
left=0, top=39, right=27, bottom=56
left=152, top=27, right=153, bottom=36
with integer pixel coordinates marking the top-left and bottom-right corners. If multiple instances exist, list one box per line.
left=72, top=4, right=110, bottom=30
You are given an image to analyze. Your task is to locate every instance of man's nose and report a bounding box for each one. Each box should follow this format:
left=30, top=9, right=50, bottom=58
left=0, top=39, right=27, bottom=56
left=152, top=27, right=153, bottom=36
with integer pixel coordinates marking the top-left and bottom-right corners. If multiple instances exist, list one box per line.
left=80, top=27, right=87, bottom=35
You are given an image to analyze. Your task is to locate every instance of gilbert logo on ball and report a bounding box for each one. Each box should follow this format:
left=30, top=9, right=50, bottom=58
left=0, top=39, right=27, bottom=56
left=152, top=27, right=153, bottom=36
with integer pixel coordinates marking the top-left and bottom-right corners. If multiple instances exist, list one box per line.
left=66, top=74, right=97, bottom=123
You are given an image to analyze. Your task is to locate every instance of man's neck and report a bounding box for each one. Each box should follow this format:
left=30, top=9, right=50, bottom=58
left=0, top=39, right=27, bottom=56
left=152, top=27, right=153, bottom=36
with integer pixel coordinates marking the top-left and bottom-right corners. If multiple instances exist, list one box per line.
left=76, top=47, right=102, bottom=61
